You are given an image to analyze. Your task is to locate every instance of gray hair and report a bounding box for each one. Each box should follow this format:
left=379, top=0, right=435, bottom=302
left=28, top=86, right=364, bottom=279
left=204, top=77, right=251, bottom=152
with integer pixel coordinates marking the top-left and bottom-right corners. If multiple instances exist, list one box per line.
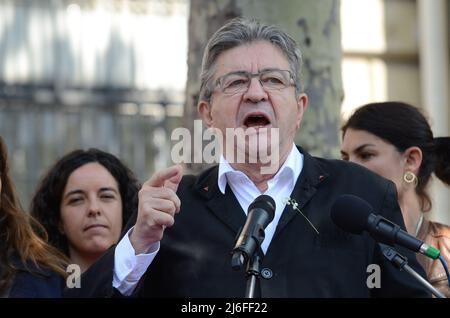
left=199, top=17, right=303, bottom=102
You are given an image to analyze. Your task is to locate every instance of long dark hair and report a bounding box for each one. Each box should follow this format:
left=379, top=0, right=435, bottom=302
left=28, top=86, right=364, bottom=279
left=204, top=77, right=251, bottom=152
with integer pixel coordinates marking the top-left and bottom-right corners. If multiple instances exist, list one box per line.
left=30, top=149, right=140, bottom=256
left=342, top=101, right=450, bottom=212
left=0, top=137, right=68, bottom=295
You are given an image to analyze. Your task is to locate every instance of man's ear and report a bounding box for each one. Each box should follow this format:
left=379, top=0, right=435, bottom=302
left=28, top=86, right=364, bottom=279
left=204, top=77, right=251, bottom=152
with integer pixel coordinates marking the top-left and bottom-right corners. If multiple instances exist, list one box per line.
left=403, top=146, right=423, bottom=175
left=295, top=93, right=308, bottom=129
left=198, top=100, right=213, bottom=127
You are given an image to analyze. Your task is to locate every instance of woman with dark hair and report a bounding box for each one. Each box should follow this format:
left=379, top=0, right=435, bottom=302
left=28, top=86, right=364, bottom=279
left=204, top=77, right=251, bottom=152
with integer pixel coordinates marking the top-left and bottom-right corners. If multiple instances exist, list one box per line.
left=30, top=148, right=140, bottom=273
left=341, top=101, right=450, bottom=296
left=0, top=136, right=68, bottom=297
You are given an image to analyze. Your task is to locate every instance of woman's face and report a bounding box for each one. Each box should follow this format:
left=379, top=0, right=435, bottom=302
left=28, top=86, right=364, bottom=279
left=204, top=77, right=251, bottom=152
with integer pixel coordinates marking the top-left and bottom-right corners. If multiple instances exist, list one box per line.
left=341, top=128, right=407, bottom=196
left=60, top=162, right=123, bottom=259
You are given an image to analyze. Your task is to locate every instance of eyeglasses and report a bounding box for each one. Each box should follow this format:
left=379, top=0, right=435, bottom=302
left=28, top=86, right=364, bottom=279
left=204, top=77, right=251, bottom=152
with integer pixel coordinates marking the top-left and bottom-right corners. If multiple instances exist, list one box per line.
left=214, top=69, right=295, bottom=95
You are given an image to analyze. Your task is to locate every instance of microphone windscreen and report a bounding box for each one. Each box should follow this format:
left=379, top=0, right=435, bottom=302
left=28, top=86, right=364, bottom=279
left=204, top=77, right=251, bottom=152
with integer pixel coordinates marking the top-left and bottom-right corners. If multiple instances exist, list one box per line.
left=249, top=195, right=276, bottom=222
left=330, top=194, right=373, bottom=234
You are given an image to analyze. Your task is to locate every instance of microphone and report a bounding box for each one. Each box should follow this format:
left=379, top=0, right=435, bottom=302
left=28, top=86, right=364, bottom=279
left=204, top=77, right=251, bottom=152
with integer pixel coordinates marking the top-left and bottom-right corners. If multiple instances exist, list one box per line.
left=231, top=195, right=276, bottom=271
left=330, top=194, right=440, bottom=259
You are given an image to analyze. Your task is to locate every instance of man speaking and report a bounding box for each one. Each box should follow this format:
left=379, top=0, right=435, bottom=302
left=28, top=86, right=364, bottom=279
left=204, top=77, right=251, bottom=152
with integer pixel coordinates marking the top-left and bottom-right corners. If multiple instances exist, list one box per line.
left=67, top=18, right=430, bottom=298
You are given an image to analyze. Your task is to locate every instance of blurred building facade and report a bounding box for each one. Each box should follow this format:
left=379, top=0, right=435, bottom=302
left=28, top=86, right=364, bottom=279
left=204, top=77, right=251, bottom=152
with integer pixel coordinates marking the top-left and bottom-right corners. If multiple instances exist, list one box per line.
left=0, top=0, right=188, bottom=205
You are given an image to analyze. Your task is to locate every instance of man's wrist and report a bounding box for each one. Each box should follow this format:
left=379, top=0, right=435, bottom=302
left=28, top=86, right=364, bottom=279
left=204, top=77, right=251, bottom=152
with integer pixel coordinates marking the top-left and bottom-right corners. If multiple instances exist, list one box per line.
left=129, top=228, right=157, bottom=255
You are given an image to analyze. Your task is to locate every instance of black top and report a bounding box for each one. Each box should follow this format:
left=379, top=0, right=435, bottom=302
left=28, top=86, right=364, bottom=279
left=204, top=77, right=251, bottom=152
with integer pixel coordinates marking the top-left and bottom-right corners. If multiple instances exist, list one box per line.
left=6, top=256, right=63, bottom=298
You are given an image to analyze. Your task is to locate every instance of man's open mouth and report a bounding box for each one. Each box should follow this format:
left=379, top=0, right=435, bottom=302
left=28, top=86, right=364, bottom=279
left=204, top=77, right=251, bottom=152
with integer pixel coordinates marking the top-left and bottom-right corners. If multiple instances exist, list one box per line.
left=243, top=114, right=271, bottom=128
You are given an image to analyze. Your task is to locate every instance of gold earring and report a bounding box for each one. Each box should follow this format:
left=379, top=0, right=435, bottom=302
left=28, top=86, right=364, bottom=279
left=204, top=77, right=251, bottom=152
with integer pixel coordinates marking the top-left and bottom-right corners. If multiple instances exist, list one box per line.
left=403, top=171, right=418, bottom=187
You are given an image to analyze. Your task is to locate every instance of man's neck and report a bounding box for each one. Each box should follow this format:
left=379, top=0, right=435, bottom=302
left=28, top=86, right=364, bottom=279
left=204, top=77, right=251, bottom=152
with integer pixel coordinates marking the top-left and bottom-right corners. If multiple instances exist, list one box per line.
left=228, top=146, right=293, bottom=193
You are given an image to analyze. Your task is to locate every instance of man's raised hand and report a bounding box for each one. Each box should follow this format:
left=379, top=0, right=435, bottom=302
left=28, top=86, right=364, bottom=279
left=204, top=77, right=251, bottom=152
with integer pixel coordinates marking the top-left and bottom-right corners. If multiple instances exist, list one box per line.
left=130, top=165, right=183, bottom=254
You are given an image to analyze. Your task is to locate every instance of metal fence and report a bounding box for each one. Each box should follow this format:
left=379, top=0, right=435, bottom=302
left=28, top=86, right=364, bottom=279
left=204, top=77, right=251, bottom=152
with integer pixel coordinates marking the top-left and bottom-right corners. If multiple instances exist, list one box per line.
left=0, top=84, right=183, bottom=207
left=0, top=0, right=188, bottom=207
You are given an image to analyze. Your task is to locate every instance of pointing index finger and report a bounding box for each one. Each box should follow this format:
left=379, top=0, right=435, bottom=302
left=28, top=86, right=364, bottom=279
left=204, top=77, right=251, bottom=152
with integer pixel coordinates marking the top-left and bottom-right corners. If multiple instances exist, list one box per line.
left=145, top=165, right=183, bottom=190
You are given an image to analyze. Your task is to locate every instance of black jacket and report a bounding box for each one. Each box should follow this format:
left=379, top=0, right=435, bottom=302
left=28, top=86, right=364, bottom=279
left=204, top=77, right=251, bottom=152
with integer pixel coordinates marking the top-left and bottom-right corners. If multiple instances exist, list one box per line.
left=66, top=148, right=430, bottom=298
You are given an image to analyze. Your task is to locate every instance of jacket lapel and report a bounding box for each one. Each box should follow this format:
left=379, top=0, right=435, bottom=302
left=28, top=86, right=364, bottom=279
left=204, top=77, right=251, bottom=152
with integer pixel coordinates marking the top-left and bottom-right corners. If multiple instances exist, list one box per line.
left=193, top=148, right=329, bottom=238
left=274, top=149, right=329, bottom=238
left=195, top=166, right=246, bottom=235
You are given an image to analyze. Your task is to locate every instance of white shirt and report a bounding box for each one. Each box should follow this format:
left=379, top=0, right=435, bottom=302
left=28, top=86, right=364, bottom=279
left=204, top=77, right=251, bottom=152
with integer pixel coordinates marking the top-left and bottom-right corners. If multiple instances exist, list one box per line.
left=112, top=228, right=159, bottom=295
left=218, top=144, right=303, bottom=253
left=113, top=144, right=303, bottom=294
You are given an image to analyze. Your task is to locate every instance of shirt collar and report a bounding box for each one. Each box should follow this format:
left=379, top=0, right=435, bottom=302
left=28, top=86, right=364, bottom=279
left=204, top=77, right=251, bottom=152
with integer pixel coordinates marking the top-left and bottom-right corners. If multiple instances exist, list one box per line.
left=217, top=144, right=303, bottom=194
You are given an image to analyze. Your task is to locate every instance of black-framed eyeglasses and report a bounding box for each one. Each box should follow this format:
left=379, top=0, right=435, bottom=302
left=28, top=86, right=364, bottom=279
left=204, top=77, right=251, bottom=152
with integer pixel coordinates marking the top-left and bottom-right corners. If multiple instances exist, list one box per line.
left=214, top=69, right=295, bottom=95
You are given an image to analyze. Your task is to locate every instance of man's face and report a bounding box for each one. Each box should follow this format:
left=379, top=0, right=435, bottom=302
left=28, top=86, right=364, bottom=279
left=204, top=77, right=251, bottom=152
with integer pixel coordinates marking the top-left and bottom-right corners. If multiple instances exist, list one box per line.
left=198, top=41, right=308, bottom=166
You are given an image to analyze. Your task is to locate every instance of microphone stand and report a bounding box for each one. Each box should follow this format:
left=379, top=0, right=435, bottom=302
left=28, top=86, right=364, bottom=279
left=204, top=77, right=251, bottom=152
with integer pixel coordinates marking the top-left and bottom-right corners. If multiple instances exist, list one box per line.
left=245, top=253, right=262, bottom=298
left=380, top=243, right=446, bottom=298
left=231, top=250, right=263, bottom=298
